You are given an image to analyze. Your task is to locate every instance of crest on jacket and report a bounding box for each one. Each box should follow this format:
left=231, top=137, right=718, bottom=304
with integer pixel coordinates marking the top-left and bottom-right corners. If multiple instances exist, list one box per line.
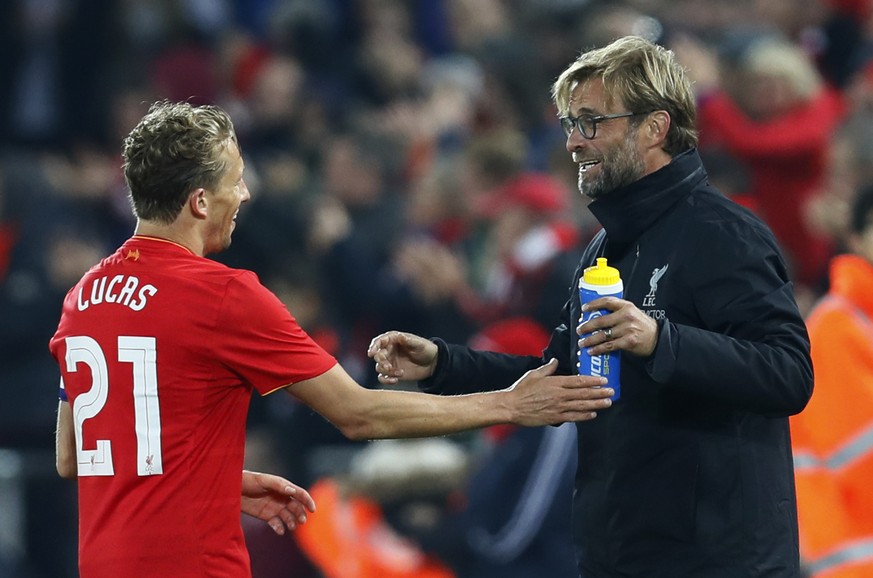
left=643, top=265, right=668, bottom=308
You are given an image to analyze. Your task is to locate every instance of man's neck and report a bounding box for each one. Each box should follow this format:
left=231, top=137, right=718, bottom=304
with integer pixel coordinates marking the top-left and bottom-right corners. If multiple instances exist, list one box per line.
left=134, top=221, right=203, bottom=256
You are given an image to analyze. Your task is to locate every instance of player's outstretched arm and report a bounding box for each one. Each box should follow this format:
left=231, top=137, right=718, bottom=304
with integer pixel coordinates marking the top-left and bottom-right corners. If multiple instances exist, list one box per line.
left=287, top=359, right=613, bottom=441
left=241, top=470, right=316, bottom=535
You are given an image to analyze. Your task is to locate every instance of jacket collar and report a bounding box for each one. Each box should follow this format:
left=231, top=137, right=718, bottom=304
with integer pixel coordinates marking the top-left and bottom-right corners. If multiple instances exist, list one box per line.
left=587, top=149, right=707, bottom=244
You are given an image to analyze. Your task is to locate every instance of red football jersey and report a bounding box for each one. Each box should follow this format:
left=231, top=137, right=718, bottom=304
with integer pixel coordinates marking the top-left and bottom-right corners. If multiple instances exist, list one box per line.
left=49, top=236, right=337, bottom=578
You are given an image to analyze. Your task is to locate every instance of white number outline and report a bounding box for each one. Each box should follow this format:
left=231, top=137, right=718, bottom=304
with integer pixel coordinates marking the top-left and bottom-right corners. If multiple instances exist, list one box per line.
left=64, top=336, right=163, bottom=477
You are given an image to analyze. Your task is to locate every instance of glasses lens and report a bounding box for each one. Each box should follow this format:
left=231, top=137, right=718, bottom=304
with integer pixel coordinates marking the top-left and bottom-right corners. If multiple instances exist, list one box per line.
left=560, top=116, right=597, bottom=138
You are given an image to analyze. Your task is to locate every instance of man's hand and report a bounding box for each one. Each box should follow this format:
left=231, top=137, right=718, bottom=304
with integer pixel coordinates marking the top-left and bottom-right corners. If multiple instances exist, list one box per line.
left=578, top=296, right=659, bottom=357
left=367, top=331, right=439, bottom=384
left=504, top=358, right=614, bottom=426
left=241, top=470, right=316, bottom=535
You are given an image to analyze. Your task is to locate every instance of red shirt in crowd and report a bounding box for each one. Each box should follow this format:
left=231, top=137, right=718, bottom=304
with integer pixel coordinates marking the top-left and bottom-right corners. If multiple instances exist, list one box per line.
left=698, top=87, right=847, bottom=286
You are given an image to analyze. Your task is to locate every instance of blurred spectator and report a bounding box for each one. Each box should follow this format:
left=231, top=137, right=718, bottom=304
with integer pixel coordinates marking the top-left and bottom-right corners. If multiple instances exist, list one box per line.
left=791, top=185, right=873, bottom=577
left=454, top=128, right=530, bottom=293
left=237, top=53, right=307, bottom=157
left=817, top=0, right=873, bottom=88
left=216, top=50, right=318, bottom=280
left=471, top=172, right=582, bottom=330
left=805, top=108, right=873, bottom=253
left=305, top=131, right=418, bottom=381
left=388, top=157, right=482, bottom=340
left=694, top=34, right=847, bottom=293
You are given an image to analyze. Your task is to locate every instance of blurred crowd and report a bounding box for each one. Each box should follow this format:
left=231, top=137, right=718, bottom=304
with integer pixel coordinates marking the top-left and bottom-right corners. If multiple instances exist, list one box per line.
left=2, top=0, right=873, bottom=576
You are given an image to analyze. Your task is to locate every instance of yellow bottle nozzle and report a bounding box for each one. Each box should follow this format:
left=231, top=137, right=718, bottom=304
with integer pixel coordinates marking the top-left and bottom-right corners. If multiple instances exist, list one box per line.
left=583, top=257, right=621, bottom=285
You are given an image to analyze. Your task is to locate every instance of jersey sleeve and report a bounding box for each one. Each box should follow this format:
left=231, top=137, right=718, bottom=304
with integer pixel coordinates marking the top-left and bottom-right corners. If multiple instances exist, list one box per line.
left=217, top=272, right=337, bottom=395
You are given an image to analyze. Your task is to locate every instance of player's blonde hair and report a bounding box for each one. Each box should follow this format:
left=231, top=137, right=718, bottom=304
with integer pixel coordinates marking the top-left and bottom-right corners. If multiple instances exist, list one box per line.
left=122, top=101, right=239, bottom=224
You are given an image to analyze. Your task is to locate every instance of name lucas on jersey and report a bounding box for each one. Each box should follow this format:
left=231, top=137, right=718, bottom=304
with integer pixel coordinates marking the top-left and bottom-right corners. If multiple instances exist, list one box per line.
left=77, top=275, right=157, bottom=312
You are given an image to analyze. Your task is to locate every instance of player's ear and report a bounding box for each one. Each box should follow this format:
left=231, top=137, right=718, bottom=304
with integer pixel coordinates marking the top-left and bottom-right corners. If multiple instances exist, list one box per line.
left=188, top=188, right=208, bottom=220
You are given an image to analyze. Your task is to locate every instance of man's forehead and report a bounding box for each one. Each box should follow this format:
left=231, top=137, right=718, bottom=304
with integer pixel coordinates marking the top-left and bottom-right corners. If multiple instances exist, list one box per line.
left=223, top=138, right=242, bottom=159
left=569, top=77, right=619, bottom=112
left=218, top=139, right=244, bottom=174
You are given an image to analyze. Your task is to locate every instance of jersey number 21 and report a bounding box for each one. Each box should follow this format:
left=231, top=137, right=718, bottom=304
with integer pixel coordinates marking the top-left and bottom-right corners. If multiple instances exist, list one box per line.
left=64, top=335, right=163, bottom=477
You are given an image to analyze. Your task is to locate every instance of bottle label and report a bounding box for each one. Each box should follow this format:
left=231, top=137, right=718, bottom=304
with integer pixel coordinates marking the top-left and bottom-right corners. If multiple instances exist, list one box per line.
left=578, top=286, right=622, bottom=400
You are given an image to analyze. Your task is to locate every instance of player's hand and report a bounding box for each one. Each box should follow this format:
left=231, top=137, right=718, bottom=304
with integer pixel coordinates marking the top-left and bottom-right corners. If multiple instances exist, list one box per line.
left=504, top=358, right=614, bottom=426
left=241, top=470, right=316, bottom=535
left=578, top=296, right=659, bottom=357
left=367, top=331, right=439, bottom=384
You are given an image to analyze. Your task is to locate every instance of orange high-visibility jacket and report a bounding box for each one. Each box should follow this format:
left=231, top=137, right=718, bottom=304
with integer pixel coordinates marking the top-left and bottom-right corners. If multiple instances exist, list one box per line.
left=294, top=478, right=455, bottom=578
left=791, top=254, right=873, bottom=577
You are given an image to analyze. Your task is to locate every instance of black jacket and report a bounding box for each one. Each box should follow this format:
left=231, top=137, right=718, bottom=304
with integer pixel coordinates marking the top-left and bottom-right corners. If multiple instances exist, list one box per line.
left=422, top=150, right=813, bottom=577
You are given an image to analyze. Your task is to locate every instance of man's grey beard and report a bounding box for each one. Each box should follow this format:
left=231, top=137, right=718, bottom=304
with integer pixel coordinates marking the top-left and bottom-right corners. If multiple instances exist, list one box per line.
left=578, top=131, right=646, bottom=200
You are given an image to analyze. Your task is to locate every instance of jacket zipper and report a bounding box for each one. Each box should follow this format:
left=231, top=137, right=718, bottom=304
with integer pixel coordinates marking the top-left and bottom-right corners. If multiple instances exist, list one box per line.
left=626, top=243, right=641, bottom=296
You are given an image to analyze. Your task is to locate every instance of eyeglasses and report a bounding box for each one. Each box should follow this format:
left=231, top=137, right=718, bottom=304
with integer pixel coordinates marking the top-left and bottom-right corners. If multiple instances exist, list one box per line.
left=559, top=111, right=650, bottom=139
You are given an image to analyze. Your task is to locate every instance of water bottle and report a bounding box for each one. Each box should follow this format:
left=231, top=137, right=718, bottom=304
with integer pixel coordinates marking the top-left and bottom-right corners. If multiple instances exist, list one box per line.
left=578, top=257, right=623, bottom=400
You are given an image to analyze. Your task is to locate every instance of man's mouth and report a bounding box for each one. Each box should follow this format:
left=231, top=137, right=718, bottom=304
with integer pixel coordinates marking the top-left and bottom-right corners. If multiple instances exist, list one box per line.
left=578, top=160, right=601, bottom=173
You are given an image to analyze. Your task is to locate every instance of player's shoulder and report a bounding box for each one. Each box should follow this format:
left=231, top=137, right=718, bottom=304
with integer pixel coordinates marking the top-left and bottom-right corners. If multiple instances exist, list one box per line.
left=170, top=259, right=264, bottom=298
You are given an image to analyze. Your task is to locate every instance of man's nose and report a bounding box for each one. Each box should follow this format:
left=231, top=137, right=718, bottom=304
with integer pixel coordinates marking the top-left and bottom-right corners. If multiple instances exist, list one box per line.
left=566, top=130, right=587, bottom=153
